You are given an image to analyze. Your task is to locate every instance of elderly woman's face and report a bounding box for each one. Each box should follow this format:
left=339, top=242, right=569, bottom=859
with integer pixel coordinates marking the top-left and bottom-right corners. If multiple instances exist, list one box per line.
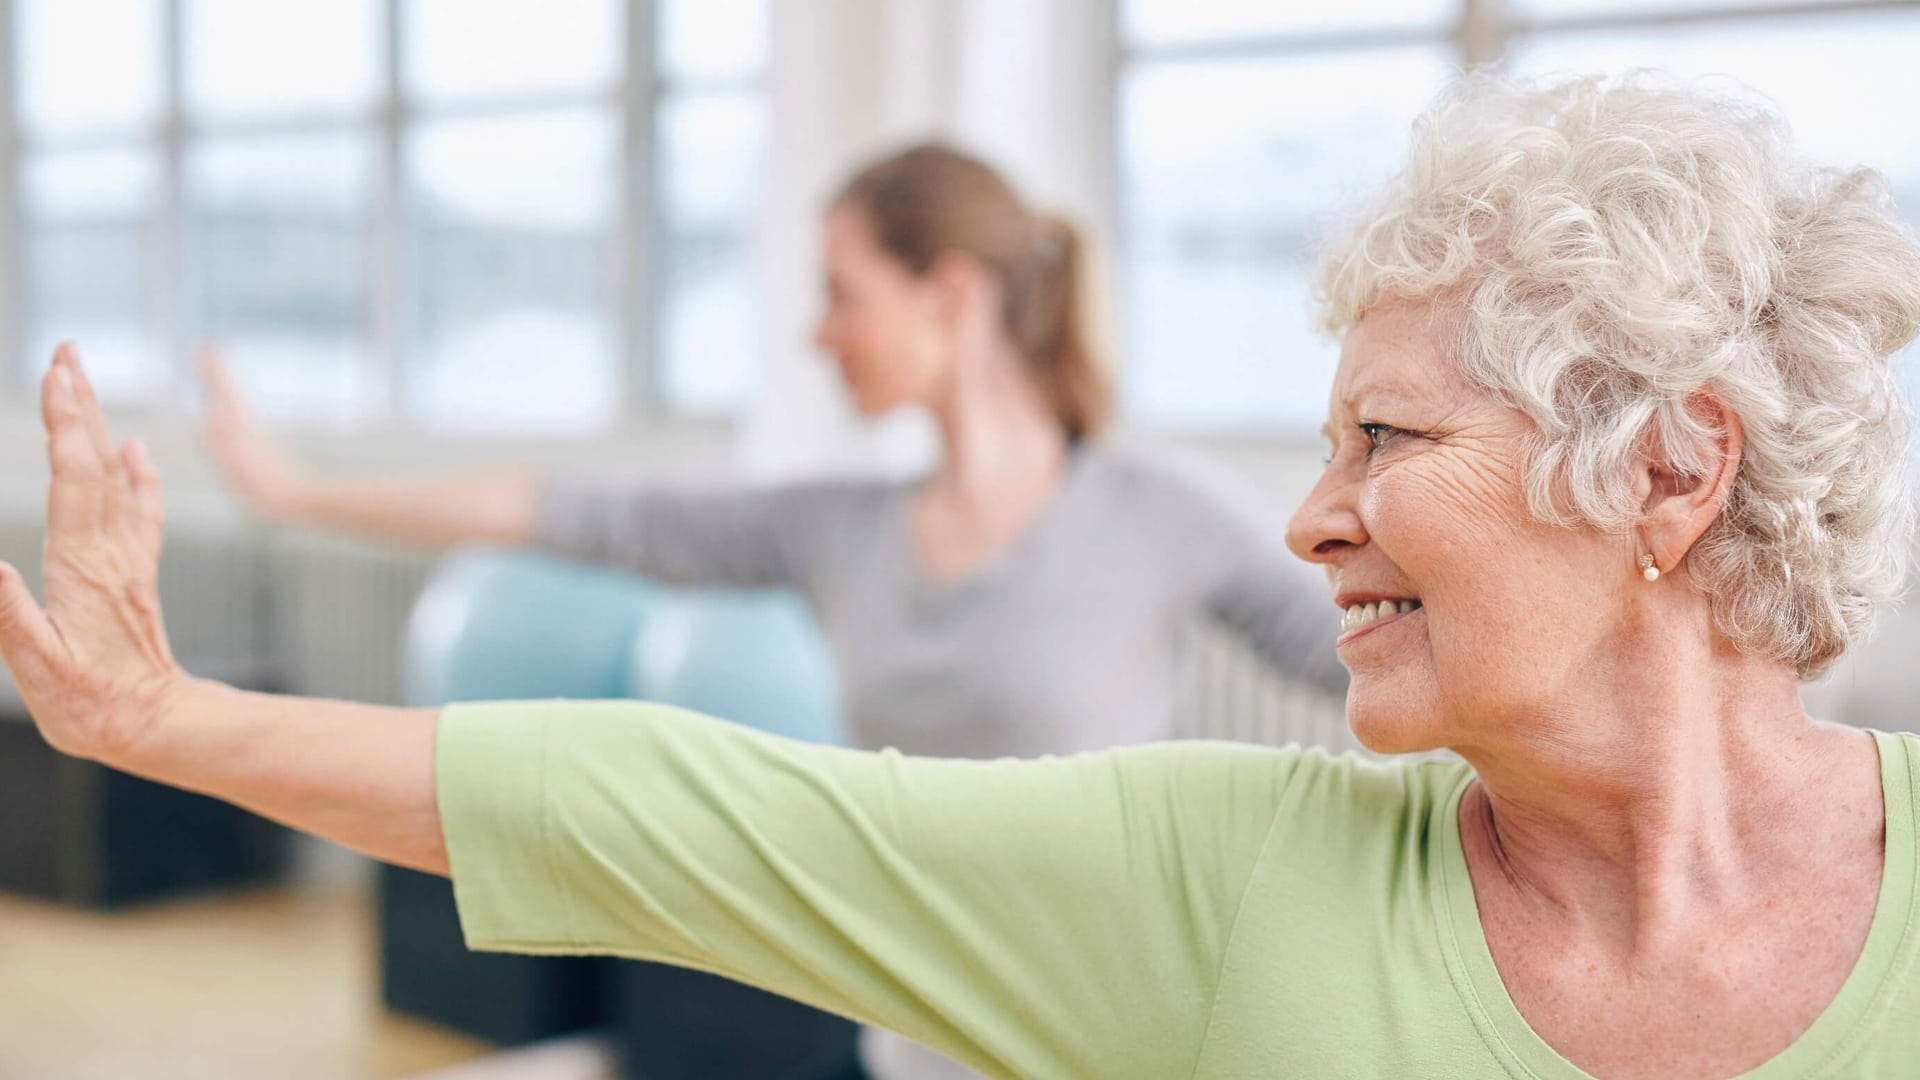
left=1287, top=303, right=1631, bottom=753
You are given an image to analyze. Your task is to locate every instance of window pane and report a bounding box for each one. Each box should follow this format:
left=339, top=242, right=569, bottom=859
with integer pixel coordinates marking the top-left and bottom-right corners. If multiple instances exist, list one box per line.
left=1513, top=0, right=1862, bottom=20
left=1124, top=0, right=1454, bottom=46
left=188, top=135, right=375, bottom=426
left=404, top=0, right=621, bottom=105
left=405, top=111, right=618, bottom=432
left=1510, top=8, right=1920, bottom=226
left=20, top=150, right=161, bottom=401
left=657, top=92, right=764, bottom=414
left=659, top=0, right=768, bottom=82
left=1121, top=49, right=1454, bottom=431
left=17, top=0, right=162, bottom=137
left=184, top=0, right=382, bottom=120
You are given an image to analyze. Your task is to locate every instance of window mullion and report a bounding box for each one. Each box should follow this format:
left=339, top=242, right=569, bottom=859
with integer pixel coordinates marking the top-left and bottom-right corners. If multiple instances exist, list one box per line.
left=157, top=0, right=185, bottom=405
left=0, top=0, right=19, bottom=402
left=1461, top=0, right=1508, bottom=68
left=620, top=0, right=659, bottom=424
left=370, top=0, right=404, bottom=426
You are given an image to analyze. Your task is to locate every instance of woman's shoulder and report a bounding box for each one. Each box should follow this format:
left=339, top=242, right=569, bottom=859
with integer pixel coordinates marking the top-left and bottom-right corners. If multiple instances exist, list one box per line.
left=1093, top=742, right=1471, bottom=920
left=1871, top=728, right=1920, bottom=826
left=761, top=472, right=914, bottom=504
left=1070, top=442, right=1287, bottom=543
left=1105, top=740, right=1471, bottom=833
left=1076, top=441, right=1254, bottom=503
left=729, top=473, right=917, bottom=532
left=1275, top=746, right=1472, bottom=823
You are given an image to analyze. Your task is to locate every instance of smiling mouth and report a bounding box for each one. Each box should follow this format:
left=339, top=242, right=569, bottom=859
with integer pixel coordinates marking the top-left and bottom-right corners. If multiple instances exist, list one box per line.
left=1340, top=599, right=1422, bottom=635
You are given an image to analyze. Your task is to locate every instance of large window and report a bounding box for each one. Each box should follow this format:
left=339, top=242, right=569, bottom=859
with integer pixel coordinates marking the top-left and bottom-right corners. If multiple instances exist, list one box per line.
left=1118, top=0, right=1920, bottom=434
left=12, top=0, right=769, bottom=432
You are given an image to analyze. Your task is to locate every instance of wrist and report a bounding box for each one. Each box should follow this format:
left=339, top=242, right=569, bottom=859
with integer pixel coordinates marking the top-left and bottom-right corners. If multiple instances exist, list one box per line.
left=96, top=671, right=221, bottom=774
left=259, top=472, right=318, bottom=522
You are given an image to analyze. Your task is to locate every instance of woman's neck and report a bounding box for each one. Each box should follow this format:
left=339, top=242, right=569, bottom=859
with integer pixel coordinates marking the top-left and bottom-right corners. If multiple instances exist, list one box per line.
left=904, top=342, right=1072, bottom=583
left=1454, top=634, right=1878, bottom=953
left=925, top=341, right=1069, bottom=510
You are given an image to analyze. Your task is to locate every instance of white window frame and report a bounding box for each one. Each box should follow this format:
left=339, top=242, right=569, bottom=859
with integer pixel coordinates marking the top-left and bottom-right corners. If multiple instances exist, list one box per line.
left=0, top=0, right=766, bottom=438
left=1111, top=0, right=1920, bottom=437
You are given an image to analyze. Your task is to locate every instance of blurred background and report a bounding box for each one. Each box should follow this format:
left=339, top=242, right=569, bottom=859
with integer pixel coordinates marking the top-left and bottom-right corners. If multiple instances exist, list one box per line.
left=1, top=1, right=1917, bottom=1078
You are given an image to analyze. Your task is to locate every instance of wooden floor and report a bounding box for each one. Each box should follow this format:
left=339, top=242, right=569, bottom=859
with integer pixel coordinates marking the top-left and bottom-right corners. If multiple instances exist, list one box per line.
left=0, top=885, right=497, bottom=1080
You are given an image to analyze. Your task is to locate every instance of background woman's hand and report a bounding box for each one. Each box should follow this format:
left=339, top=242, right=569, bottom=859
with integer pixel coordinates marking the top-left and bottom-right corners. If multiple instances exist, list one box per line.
left=199, top=349, right=309, bottom=520
left=0, top=345, right=187, bottom=762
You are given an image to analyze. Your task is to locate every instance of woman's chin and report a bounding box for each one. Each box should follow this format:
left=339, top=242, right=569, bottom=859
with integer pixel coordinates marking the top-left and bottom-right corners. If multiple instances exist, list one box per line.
left=844, top=391, right=905, bottom=419
left=1346, top=695, right=1444, bottom=756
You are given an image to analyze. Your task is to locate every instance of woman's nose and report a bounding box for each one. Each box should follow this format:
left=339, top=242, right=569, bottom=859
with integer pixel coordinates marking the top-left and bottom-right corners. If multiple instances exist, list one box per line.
left=1286, top=466, right=1368, bottom=565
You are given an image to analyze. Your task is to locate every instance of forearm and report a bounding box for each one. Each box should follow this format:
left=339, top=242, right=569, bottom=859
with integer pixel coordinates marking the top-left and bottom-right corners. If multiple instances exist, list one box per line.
left=278, top=469, right=540, bottom=552
left=116, top=679, right=448, bottom=874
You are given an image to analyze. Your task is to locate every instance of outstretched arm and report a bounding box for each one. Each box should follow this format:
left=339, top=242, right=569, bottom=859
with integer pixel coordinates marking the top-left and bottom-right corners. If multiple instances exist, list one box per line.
left=205, top=348, right=836, bottom=588
left=2, top=348, right=1290, bottom=1078
left=200, top=349, right=538, bottom=551
left=2, top=346, right=449, bottom=872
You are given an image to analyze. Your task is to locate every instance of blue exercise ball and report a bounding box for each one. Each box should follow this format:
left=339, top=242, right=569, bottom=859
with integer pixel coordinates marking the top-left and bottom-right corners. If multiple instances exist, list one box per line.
left=625, top=588, right=844, bottom=746
left=405, top=549, right=653, bottom=707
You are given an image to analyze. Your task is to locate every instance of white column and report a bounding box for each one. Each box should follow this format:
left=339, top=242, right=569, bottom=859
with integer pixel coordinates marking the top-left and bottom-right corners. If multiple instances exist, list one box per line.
left=739, top=0, right=935, bottom=481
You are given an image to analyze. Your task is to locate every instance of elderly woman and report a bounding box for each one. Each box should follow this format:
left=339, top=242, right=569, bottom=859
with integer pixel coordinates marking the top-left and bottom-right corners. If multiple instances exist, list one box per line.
left=5, top=74, right=1920, bottom=1077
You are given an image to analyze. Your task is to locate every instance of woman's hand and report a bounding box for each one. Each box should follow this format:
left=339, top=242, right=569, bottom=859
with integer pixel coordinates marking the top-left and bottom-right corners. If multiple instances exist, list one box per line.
left=199, top=349, right=310, bottom=520
left=0, top=345, right=189, bottom=762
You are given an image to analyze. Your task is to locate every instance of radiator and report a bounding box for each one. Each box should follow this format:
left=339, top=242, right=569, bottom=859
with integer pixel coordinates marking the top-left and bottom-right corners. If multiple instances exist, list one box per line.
left=1172, top=618, right=1358, bottom=752
left=0, top=517, right=431, bottom=704
left=263, top=532, right=435, bottom=704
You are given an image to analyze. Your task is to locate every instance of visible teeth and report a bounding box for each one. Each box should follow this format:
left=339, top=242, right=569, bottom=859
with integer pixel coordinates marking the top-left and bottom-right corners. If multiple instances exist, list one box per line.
left=1341, top=599, right=1421, bottom=634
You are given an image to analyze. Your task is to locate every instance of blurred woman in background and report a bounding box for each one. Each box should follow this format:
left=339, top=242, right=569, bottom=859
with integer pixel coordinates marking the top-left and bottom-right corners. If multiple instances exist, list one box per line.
left=201, top=143, right=1344, bottom=1080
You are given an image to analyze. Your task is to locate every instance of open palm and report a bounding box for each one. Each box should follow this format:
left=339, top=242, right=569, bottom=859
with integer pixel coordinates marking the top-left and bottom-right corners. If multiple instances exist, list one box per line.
left=0, top=345, right=184, bottom=760
left=199, top=349, right=306, bottom=516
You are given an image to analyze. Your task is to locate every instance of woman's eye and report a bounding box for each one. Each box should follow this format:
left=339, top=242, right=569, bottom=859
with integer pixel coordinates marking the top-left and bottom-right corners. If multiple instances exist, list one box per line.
left=1357, top=422, right=1398, bottom=451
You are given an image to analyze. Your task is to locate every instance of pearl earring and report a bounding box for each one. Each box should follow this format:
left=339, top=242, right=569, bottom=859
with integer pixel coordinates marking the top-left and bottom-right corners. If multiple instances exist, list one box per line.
left=1639, top=553, right=1660, bottom=582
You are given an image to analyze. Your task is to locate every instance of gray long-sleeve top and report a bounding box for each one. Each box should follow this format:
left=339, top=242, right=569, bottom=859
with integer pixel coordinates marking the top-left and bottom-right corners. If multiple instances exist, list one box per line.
left=538, top=445, right=1347, bottom=761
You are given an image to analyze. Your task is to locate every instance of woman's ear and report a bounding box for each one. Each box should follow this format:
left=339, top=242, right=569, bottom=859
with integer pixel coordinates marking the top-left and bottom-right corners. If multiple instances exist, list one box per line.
left=1640, top=392, right=1744, bottom=573
left=925, top=251, right=998, bottom=333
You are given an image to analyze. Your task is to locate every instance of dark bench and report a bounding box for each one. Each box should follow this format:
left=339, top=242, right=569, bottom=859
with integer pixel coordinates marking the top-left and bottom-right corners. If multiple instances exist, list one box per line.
left=0, top=664, right=289, bottom=909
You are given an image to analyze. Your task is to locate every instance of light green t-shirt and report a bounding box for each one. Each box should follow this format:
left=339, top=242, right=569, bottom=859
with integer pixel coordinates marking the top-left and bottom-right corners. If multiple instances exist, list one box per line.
left=438, top=701, right=1920, bottom=1079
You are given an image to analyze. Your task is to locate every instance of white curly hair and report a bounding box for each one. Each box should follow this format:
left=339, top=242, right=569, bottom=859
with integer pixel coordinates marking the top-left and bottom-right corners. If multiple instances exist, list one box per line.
left=1317, top=71, right=1920, bottom=678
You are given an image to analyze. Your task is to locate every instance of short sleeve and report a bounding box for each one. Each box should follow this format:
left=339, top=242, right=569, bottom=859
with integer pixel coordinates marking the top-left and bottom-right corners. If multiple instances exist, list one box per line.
left=437, top=700, right=1298, bottom=1080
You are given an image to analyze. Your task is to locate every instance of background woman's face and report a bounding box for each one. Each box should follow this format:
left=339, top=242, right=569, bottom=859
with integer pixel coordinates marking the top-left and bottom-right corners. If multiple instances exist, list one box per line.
left=1286, top=303, right=1634, bottom=754
left=812, top=205, right=951, bottom=416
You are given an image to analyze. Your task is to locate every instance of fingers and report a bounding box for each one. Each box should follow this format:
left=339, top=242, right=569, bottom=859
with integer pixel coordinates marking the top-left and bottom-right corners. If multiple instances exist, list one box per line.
left=122, top=438, right=167, bottom=557
left=41, top=347, right=148, bottom=551
left=41, top=355, right=109, bottom=538
left=42, top=347, right=115, bottom=481
left=199, top=348, right=247, bottom=425
left=197, top=349, right=249, bottom=454
left=55, top=345, right=123, bottom=471
left=0, top=560, right=58, bottom=683
left=199, top=347, right=231, bottom=397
